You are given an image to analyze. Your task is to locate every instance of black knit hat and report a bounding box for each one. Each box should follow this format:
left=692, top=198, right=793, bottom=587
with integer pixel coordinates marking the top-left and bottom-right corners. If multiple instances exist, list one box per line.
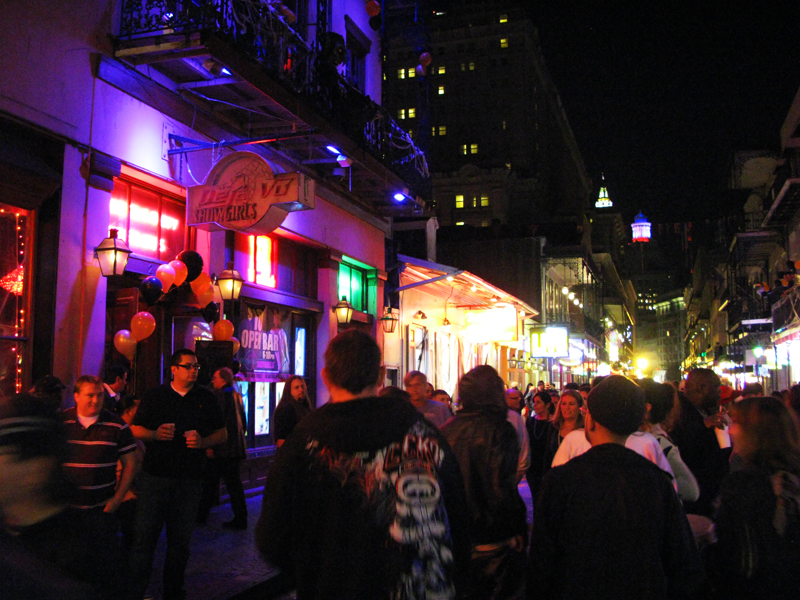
left=586, top=375, right=645, bottom=436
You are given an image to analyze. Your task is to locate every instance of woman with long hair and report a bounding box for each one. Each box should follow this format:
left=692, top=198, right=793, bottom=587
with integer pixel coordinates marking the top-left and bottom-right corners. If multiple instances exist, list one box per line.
left=543, top=389, right=584, bottom=470
left=273, top=375, right=313, bottom=447
left=708, top=396, right=800, bottom=598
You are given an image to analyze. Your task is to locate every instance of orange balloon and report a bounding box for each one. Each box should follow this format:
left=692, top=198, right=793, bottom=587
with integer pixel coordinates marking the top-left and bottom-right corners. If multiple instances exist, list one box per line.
left=213, top=319, right=234, bottom=341
left=782, top=277, right=791, bottom=287
left=366, top=0, right=381, bottom=17
left=190, top=272, right=212, bottom=296
left=155, top=264, right=176, bottom=291
left=762, top=282, right=770, bottom=292
left=230, top=336, right=240, bottom=354
left=196, top=286, right=215, bottom=308
left=130, top=311, right=156, bottom=342
left=170, top=260, right=188, bottom=287
left=419, top=51, right=432, bottom=67
left=114, top=330, right=137, bottom=359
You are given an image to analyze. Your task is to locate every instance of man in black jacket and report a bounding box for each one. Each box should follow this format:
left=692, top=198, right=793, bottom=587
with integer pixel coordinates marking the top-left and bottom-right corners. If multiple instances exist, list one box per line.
left=670, top=368, right=730, bottom=517
left=528, top=376, right=704, bottom=599
left=256, top=330, right=471, bottom=600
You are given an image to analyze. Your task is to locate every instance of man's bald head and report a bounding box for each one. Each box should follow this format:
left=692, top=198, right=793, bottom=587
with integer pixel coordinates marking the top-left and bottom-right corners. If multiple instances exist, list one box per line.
left=685, top=368, right=720, bottom=412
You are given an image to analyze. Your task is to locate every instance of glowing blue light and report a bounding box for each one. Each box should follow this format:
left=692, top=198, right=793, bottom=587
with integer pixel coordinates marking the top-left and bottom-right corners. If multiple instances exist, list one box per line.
left=163, top=12, right=174, bottom=21
left=394, top=193, right=406, bottom=202
left=221, top=67, right=232, bottom=76
left=326, top=145, right=341, bottom=154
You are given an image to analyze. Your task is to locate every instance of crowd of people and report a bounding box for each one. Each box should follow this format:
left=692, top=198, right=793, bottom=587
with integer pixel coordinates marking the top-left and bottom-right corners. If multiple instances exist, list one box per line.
left=3, top=330, right=800, bottom=599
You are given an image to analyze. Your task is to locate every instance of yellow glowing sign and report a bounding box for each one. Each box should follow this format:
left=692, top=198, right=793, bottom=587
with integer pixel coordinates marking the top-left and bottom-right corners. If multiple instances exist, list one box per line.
left=464, top=306, right=518, bottom=343
left=530, top=326, right=569, bottom=358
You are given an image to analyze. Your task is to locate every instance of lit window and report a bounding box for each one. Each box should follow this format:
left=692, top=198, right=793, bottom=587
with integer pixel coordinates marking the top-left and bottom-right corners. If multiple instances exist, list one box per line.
left=455, top=194, right=464, bottom=208
left=438, top=66, right=445, bottom=74
left=499, top=14, right=508, bottom=23
left=502, top=120, right=506, bottom=130
left=480, top=195, right=489, bottom=207
left=469, top=62, right=475, bottom=71
left=408, top=108, right=416, bottom=118
left=398, top=109, right=406, bottom=120
left=248, top=236, right=277, bottom=288
left=471, top=197, right=477, bottom=207
left=470, top=143, right=478, bottom=154
left=438, top=86, right=445, bottom=95
left=408, top=67, right=416, bottom=78
left=431, top=127, right=436, bottom=136
left=456, top=221, right=465, bottom=226
left=383, top=73, right=386, bottom=81
left=438, top=125, right=446, bottom=136
left=461, top=144, right=468, bottom=155
left=338, top=262, right=366, bottom=312
left=500, top=38, right=508, bottom=48
left=408, top=129, right=413, bottom=138
left=481, top=221, right=489, bottom=227
left=460, top=63, right=466, bottom=72
left=397, top=68, right=405, bottom=79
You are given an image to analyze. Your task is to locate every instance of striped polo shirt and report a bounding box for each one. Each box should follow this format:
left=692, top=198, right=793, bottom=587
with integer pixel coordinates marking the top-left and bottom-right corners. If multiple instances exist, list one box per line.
left=61, top=407, right=137, bottom=509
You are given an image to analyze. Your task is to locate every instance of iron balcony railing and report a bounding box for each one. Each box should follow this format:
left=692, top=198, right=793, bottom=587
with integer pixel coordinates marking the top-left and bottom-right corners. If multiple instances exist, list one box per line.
left=118, top=0, right=430, bottom=194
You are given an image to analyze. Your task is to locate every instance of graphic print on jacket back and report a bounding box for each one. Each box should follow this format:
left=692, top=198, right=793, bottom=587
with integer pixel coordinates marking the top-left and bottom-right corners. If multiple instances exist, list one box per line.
left=307, top=420, right=456, bottom=600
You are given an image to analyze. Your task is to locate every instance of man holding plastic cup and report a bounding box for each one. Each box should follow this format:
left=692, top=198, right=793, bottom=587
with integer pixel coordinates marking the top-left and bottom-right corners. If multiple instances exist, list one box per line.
left=129, top=349, right=226, bottom=600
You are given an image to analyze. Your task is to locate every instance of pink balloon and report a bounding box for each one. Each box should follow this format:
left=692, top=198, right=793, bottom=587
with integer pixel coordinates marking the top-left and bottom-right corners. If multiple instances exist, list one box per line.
left=155, top=264, right=176, bottom=291
left=169, top=260, right=188, bottom=287
left=114, top=330, right=137, bottom=359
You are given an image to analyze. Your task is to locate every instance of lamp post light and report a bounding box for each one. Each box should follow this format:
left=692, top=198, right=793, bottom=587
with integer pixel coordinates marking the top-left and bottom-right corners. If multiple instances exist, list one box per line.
left=334, top=296, right=354, bottom=325
left=379, top=307, right=399, bottom=333
left=95, top=229, right=131, bottom=277
left=216, top=262, right=244, bottom=301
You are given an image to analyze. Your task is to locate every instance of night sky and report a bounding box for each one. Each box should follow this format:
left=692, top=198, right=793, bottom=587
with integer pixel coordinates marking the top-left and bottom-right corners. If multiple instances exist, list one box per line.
left=531, top=3, right=800, bottom=223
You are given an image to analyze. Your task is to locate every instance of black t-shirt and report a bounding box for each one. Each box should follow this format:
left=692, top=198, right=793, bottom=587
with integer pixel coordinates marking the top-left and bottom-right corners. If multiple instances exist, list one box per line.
left=273, top=397, right=312, bottom=441
left=133, top=383, right=225, bottom=479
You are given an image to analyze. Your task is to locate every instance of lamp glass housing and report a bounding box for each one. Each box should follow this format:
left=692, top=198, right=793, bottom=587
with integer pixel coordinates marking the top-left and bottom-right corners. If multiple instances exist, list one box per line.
left=217, top=262, right=244, bottom=301
left=379, top=307, right=399, bottom=333
left=334, top=296, right=354, bottom=324
left=95, top=229, right=131, bottom=277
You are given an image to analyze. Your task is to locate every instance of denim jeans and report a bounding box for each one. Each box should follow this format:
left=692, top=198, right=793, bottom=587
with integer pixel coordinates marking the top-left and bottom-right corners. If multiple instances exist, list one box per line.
left=129, top=471, right=203, bottom=600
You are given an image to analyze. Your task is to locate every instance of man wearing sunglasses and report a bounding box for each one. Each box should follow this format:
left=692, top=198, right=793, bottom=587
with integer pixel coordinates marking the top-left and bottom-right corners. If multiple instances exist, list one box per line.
left=129, top=349, right=227, bottom=600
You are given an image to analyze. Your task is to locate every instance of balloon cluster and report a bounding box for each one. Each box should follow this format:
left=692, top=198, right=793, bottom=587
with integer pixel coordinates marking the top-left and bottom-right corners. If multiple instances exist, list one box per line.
left=415, top=51, right=432, bottom=77
left=114, top=250, right=242, bottom=359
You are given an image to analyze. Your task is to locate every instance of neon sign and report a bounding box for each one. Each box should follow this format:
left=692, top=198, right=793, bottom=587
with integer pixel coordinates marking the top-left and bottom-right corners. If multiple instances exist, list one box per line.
left=248, top=236, right=276, bottom=288
left=530, top=326, right=569, bottom=358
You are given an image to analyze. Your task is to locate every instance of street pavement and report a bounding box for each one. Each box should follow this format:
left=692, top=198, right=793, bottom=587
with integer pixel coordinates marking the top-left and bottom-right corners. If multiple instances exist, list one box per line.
left=144, top=481, right=535, bottom=600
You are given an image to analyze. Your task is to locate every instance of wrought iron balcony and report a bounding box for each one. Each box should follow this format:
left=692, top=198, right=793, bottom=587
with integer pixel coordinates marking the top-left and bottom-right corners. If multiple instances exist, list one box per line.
left=117, top=0, right=430, bottom=207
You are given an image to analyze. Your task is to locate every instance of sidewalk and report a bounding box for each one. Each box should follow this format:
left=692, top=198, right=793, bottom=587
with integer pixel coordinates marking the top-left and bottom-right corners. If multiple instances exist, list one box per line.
left=144, top=481, right=536, bottom=600
left=144, top=491, right=292, bottom=600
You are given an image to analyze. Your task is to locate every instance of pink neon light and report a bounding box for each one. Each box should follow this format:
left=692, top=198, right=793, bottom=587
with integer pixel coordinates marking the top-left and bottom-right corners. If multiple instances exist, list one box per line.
left=248, top=236, right=276, bottom=288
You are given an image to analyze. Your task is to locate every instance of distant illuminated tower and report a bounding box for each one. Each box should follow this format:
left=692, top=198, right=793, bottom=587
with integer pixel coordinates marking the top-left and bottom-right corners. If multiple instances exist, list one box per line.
left=595, top=175, right=613, bottom=208
left=632, top=211, right=651, bottom=242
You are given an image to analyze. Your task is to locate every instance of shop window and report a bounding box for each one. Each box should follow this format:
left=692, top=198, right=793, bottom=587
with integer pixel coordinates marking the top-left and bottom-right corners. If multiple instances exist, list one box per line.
left=455, top=194, right=464, bottom=208
left=108, top=174, right=186, bottom=262
left=246, top=235, right=316, bottom=298
left=0, top=204, right=32, bottom=396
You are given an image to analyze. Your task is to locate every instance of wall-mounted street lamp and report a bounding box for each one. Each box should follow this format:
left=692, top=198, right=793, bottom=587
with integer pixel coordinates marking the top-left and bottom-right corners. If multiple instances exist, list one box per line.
left=95, top=229, right=131, bottom=277
left=334, top=296, right=354, bottom=324
left=216, top=262, right=244, bottom=301
left=379, top=307, right=399, bottom=333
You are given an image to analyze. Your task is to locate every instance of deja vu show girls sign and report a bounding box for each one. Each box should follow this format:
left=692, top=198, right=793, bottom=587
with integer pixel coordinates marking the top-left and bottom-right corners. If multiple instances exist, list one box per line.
left=187, top=151, right=315, bottom=235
